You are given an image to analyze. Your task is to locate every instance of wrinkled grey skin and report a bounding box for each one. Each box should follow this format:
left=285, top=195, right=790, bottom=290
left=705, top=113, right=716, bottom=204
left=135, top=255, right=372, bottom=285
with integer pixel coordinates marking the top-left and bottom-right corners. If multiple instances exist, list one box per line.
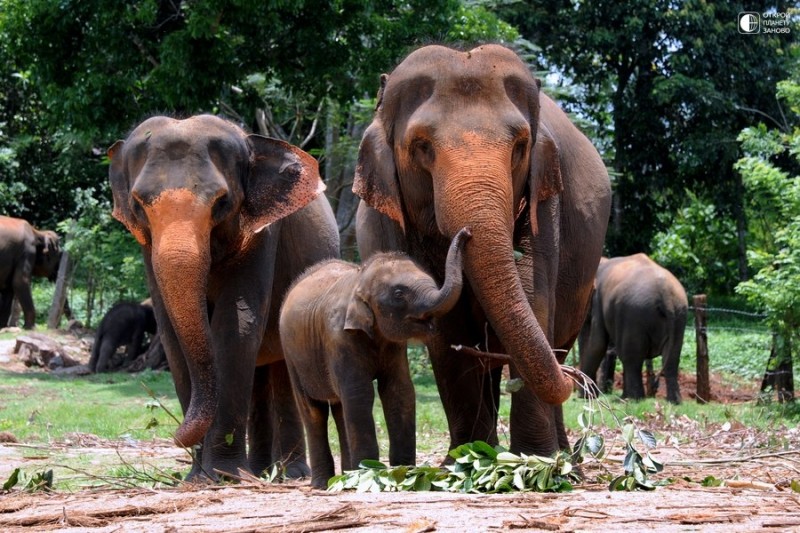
left=280, top=228, right=469, bottom=488
left=579, top=254, right=688, bottom=404
left=89, top=300, right=157, bottom=373
left=108, top=114, right=340, bottom=481
left=354, top=44, right=611, bottom=459
left=0, top=216, right=62, bottom=329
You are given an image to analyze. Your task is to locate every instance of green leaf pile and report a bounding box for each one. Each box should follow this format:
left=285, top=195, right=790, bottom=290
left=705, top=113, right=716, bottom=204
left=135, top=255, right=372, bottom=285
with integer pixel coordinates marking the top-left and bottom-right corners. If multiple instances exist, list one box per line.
left=327, top=441, right=576, bottom=493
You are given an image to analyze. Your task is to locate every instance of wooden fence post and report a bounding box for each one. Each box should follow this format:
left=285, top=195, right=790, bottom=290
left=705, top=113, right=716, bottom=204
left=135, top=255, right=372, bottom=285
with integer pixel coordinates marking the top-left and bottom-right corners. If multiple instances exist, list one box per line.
left=694, top=294, right=710, bottom=403
left=47, top=251, right=71, bottom=329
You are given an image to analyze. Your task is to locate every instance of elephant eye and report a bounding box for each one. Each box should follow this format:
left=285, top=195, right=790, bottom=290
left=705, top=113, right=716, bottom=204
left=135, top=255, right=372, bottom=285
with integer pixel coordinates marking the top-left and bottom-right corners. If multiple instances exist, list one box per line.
left=392, top=288, right=405, bottom=301
left=511, top=138, right=529, bottom=169
left=412, top=139, right=435, bottom=168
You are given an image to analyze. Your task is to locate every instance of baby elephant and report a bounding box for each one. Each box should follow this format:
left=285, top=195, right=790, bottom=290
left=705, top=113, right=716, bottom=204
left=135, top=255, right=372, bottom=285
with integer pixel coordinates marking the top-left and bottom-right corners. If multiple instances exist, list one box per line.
left=280, top=228, right=471, bottom=488
left=89, top=300, right=157, bottom=373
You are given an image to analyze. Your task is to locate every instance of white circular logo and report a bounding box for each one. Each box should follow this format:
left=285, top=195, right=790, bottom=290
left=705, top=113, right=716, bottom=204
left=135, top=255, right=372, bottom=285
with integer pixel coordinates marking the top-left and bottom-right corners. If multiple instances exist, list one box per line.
left=739, top=13, right=758, bottom=33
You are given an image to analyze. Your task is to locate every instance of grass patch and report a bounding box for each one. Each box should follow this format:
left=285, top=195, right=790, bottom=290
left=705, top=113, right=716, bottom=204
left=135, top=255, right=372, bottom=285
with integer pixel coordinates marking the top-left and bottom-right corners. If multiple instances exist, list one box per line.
left=0, top=369, right=179, bottom=442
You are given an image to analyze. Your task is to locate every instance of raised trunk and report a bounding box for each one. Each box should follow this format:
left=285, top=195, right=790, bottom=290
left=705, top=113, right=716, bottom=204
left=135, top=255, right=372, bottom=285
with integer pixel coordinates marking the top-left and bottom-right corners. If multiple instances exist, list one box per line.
left=438, top=164, right=573, bottom=405
left=147, top=195, right=218, bottom=447
left=424, top=227, right=471, bottom=316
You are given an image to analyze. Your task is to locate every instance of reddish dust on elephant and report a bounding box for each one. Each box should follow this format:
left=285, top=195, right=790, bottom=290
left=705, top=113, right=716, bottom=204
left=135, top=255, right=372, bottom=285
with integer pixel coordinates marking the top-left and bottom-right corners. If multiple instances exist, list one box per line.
left=354, top=44, right=611, bottom=458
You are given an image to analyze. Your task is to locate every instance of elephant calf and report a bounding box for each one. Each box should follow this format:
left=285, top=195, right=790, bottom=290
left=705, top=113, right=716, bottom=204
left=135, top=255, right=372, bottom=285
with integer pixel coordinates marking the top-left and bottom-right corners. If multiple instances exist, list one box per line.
left=579, top=254, right=688, bottom=403
left=280, top=228, right=470, bottom=488
left=89, top=299, right=157, bottom=373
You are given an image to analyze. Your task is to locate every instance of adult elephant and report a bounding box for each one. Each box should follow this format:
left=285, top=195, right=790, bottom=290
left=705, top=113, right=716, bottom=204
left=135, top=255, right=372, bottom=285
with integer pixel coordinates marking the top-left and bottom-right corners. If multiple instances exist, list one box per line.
left=579, top=254, right=688, bottom=404
left=0, top=216, right=62, bottom=329
left=354, top=44, right=611, bottom=458
left=108, top=114, right=340, bottom=480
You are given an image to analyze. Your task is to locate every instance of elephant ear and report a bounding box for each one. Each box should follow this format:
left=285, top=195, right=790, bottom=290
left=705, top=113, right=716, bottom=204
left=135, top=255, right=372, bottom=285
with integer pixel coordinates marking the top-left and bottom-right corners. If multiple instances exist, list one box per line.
left=108, top=140, right=148, bottom=245
left=353, top=117, right=405, bottom=233
left=344, top=291, right=375, bottom=339
left=528, top=123, right=564, bottom=235
left=243, top=135, right=325, bottom=234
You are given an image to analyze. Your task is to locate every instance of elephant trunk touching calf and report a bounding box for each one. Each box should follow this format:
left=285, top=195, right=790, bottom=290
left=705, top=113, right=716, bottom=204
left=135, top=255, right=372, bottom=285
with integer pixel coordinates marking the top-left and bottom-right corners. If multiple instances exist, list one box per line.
left=354, top=44, right=611, bottom=458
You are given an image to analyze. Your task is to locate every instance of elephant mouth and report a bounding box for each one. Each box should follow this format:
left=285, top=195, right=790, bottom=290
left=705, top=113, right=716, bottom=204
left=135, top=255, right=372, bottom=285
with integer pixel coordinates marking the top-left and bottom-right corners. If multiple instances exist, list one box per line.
left=408, top=316, right=436, bottom=336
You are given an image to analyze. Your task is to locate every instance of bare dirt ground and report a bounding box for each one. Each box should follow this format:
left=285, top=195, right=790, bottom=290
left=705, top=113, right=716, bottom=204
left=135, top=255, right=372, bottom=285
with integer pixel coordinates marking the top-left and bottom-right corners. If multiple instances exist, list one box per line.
left=2, top=331, right=800, bottom=532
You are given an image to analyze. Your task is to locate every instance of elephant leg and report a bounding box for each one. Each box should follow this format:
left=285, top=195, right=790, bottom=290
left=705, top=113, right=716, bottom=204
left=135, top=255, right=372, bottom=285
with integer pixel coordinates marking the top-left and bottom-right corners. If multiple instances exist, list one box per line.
left=662, top=329, right=684, bottom=404
left=248, top=365, right=274, bottom=476
left=300, top=395, right=334, bottom=489
left=428, top=336, right=501, bottom=456
left=12, top=274, right=35, bottom=330
left=95, top=337, right=119, bottom=373
left=619, top=338, right=646, bottom=401
left=0, top=289, right=13, bottom=327
left=377, top=345, right=416, bottom=466
left=331, top=402, right=351, bottom=471
left=599, top=347, right=617, bottom=394
left=509, top=363, right=560, bottom=457
left=644, top=358, right=657, bottom=397
left=267, top=360, right=309, bottom=478
left=340, top=377, right=380, bottom=468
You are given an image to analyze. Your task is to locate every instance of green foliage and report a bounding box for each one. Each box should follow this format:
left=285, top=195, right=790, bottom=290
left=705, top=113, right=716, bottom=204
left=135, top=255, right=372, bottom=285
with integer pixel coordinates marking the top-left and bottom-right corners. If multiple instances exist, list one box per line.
left=327, top=441, right=577, bottom=493
left=447, top=2, right=519, bottom=43
left=2, top=468, right=53, bottom=493
left=735, top=76, right=800, bottom=332
left=57, top=188, right=147, bottom=327
left=650, top=191, right=740, bottom=294
left=499, top=0, right=795, bottom=257
left=607, top=424, right=663, bottom=491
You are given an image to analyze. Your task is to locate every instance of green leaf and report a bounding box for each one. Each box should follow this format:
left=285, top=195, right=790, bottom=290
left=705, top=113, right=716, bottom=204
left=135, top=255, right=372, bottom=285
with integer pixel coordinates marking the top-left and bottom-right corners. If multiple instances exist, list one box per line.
left=701, top=475, right=723, bottom=487
left=359, top=459, right=386, bottom=469
left=622, top=423, right=635, bottom=444
left=3, top=468, right=20, bottom=491
left=504, top=378, right=525, bottom=393
left=586, top=434, right=605, bottom=456
left=637, top=429, right=657, bottom=448
left=471, top=440, right=499, bottom=460
left=790, top=479, right=800, bottom=493
left=224, top=433, right=234, bottom=446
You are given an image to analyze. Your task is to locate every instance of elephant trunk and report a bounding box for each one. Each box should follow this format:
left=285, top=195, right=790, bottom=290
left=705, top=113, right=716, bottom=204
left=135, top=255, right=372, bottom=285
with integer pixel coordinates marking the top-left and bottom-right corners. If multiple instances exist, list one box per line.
left=147, top=192, right=218, bottom=447
left=423, top=227, right=471, bottom=317
left=436, top=158, right=573, bottom=405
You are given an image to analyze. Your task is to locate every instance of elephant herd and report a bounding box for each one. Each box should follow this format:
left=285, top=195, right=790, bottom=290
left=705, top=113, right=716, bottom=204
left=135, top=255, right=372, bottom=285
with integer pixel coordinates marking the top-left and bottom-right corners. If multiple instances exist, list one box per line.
left=3, top=44, right=690, bottom=487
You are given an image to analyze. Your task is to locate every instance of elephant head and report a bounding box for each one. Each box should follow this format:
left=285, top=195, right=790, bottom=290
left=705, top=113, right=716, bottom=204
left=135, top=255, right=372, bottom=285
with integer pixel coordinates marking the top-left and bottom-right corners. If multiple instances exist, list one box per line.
left=33, top=229, right=61, bottom=281
left=346, top=227, right=470, bottom=342
left=354, top=45, right=575, bottom=405
left=108, top=114, right=323, bottom=447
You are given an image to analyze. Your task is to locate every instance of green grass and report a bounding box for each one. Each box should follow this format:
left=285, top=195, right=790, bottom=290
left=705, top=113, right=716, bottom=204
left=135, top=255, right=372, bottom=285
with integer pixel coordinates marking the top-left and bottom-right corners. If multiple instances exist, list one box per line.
left=0, top=369, right=179, bottom=442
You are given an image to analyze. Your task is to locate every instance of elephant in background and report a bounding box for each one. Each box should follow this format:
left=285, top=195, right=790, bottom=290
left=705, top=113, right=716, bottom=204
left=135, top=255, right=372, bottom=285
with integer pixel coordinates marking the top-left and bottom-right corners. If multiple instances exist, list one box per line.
left=108, top=114, right=340, bottom=481
left=89, top=299, right=157, bottom=373
left=281, top=228, right=470, bottom=489
left=0, top=216, right=62, bottom=330
left=578, top=254, right=688, bottom=404
left=354, top=44, right=611, bottom=459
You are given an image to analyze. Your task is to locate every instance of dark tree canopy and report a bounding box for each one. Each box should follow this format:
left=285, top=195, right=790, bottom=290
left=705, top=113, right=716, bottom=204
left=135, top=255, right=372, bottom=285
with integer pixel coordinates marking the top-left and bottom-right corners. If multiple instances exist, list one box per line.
left=500, top=0, right=794, bottom=278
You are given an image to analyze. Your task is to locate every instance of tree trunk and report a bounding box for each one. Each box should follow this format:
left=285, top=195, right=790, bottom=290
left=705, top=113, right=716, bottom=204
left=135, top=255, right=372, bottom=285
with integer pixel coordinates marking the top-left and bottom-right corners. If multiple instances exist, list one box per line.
left=760, top=329, right=794, bottom=403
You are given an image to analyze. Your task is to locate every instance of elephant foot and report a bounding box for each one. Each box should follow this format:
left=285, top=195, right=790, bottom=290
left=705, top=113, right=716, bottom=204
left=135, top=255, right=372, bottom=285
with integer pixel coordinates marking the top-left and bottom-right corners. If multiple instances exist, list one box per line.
left=283, top=457, right=311, bottom=479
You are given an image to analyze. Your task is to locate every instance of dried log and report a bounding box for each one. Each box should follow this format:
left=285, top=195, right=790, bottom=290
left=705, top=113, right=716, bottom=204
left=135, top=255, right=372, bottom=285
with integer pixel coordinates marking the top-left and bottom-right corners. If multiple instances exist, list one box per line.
left=14, top=333, right=80, bottom=369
